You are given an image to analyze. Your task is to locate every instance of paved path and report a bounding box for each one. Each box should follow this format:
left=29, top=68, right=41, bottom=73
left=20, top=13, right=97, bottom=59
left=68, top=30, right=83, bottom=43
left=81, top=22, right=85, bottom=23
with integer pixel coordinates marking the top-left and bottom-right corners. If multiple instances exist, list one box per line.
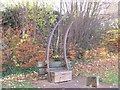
left=31, top=76, right=118, bottom=88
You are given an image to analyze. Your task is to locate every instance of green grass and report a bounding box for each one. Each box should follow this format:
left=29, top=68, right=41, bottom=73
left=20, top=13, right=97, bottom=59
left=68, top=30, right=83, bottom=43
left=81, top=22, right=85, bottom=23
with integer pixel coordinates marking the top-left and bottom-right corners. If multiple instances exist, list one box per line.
left=2, top=67, right=38, bottom=88
left=2, top=67, right=37, bottom=77
left=2, top=80, right=35, bottom=88
left=101, top=71, right=118, bottom=85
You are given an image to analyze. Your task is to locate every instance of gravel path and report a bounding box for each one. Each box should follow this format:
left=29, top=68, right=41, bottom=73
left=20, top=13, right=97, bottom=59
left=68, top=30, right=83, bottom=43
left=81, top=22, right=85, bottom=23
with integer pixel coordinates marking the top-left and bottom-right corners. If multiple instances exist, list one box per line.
left=30, top=76, right=118, bottom=88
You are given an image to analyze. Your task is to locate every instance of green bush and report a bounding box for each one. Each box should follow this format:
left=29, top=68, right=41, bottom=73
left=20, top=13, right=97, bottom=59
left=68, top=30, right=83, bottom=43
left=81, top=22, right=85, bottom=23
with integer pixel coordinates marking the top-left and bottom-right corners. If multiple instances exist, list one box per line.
left=2, top=4, right=59, bottom=30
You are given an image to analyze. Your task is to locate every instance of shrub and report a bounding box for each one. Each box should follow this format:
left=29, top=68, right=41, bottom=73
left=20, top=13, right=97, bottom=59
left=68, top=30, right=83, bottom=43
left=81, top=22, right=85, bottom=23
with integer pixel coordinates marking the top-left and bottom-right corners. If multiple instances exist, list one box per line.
left=2, top=4, right=59, bottom=30
left=2, top=26, right=46, bottom=75
left=100, top=29, right=119, bottom=52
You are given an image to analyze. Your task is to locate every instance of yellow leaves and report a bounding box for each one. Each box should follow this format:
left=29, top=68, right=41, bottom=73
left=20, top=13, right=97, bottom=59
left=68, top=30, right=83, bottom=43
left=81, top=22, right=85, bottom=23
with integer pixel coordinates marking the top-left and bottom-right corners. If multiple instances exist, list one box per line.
left=22, top=34, right=29, bottom=39
left=83, top=48, right=108, bottom=59
left=13, top=59, right=20, bottom=67
left=20, top=39, right=24, bottom=43
left=101, top=29, right=119, bottom=52
left=96, top=47, right=108, bottom=58
left=18, top=39, right=26, bottom=45
left=52, top=55, right=59, bottom=58
left=16, top=34, right=29, bottom=46
left=99, top=51, right=107, bottom=57
left=2, top=72, right=39, bottom=86
left=106, top=29, right=119, bottom=34
left=84, top=50, right=90, bottom=59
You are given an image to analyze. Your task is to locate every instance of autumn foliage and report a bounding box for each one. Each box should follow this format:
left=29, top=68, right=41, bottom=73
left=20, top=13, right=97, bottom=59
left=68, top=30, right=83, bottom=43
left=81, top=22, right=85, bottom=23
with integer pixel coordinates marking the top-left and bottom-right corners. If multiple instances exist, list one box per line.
left=67, top=42, right=108, bottom=63
left=2, top=25, right=46, bottom=72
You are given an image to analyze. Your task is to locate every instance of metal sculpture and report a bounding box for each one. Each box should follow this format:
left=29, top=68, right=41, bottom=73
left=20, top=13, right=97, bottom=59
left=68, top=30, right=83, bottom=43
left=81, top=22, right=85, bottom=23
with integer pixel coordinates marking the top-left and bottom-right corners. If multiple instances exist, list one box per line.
left=46, top=14, right=73, bottom=82
left=63, top=21, right=73, bottom=70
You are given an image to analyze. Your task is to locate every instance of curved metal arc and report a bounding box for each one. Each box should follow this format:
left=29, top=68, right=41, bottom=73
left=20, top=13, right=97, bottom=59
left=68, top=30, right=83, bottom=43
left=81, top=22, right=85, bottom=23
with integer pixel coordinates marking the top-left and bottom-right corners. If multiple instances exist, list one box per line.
left=64, top=21, right=74, bottom=70
left=46, top=16, right=65, bottom=82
